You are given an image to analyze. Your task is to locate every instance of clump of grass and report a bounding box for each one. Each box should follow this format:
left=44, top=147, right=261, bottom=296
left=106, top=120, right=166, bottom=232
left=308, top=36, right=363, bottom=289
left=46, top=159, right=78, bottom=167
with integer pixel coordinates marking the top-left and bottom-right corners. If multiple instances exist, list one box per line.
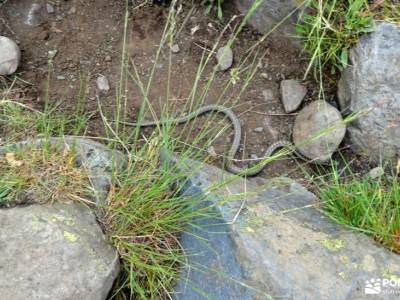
left=203, top=0, right=224, bottom=19
left=297, top=0, right=400, bottom=77
left=0, top=144, right=93, bottom=207
left=296, top=0, right=375, bottom=75
left=105, top=138, right=207, bottom=299
left=319, top=167, right=400, bottom=253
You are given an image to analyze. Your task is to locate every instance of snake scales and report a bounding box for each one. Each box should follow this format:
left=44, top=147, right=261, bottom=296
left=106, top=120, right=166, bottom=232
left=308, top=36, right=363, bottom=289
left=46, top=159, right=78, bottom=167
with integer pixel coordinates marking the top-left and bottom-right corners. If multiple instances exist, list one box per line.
left=120, top=104, right=319, bottom=176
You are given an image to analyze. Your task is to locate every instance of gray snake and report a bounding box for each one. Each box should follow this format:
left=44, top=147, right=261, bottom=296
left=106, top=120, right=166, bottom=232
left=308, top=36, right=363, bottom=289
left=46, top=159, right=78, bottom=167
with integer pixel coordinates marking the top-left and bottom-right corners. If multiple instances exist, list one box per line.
left=120, top=105, right=315, bottom=176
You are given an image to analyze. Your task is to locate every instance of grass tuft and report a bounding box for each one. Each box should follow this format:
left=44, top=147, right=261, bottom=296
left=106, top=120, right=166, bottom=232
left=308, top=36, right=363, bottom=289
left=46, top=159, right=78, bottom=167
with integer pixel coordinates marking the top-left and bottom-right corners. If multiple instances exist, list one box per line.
left=319, top=166, right=400, bottom=253
left=0, top=144, right=92, bottom=207
left=296, top=0, right=400, bottom=76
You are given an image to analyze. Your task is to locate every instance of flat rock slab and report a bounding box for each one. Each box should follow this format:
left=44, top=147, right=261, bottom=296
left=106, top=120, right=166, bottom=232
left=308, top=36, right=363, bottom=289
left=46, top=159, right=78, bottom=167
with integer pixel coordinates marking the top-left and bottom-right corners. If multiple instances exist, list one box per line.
left=0, top=202, right=119, bottom=300
left=174, top=162, right=400, bottom=299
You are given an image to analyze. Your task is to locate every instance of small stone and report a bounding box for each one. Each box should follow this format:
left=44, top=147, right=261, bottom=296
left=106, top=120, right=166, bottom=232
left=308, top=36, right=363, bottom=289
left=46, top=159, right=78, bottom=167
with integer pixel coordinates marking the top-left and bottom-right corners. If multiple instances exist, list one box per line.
left=253, top=127, right=264, bottom=133
left=46, top=3, right=55, bottom=14
left=56, top=15, right=64, bottom=21
left=48, top=49, right=58, bottom=59
left=250, top=154, right=259, bottom=160
left=97, top=75, right=110, bottom=92
left=367, top=167, right=384, bottom=179
left=293, top=101, right=346, bottom=163
left=105, top=55, right=112, bottom=62
left=207, top=146, right=217, bottom=158
left=171, top=44, right=180, bottom=53
left=0, top=36, right=21, bottom=75
left=262, top=89, right=274, bottom=102
left=56, top=75, right=65, bottom=80
left=260, top=73, right=268, bottom=80
left=280, top=79, right=307, bottom=113
left=216, top=46, right=233, bottom=71
left=24, top=3, right=43, bottom=26
left=68, top=6, right=77, bottom=15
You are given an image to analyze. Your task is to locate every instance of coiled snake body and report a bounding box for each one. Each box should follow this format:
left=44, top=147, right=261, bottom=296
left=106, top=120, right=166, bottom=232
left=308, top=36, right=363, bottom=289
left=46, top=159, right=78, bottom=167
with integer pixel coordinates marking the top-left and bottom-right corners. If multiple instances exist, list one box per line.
left=121, top=105, right=314, bottom=176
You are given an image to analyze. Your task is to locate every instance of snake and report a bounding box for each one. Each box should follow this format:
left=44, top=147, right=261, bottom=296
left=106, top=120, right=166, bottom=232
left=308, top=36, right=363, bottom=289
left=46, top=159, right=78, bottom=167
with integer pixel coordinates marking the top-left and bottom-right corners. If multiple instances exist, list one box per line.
left=119, top=104, right=320, bottom=176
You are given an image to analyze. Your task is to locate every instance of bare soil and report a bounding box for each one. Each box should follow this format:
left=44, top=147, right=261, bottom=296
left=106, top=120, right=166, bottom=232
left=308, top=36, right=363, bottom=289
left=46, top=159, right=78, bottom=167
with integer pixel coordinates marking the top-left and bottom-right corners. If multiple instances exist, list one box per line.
left=0, top=0, right=371, bottom=182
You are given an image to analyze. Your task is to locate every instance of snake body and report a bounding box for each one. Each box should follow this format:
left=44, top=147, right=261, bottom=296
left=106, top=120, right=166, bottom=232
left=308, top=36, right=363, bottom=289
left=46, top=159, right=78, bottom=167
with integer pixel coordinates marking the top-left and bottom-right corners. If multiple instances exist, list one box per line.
left=121, top=105, right=316, bottom=176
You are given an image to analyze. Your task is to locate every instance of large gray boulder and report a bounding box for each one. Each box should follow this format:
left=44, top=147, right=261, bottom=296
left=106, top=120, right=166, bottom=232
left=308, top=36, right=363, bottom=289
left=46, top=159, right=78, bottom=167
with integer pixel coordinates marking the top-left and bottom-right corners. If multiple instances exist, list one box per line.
left=0, top=137, right=124, bottom=300
left=173, top=161, right=400, bottom=299
left=235, top=0, right=306, bottom=43
left=0, top=202, right=119, bottom=300
left=338, top=22, right=400, bottom=162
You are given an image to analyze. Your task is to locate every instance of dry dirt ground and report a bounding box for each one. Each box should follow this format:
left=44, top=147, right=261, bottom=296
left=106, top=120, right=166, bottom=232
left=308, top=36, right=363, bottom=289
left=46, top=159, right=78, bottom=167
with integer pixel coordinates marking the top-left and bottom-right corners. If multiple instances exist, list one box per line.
left=0, top=0, right=371, bottom=183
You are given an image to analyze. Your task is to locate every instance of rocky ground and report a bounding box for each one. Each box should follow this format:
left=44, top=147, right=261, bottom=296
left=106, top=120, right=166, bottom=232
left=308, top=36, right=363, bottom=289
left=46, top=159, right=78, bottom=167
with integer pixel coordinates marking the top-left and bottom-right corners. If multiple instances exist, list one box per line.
left=0, top=0, right=364, bottom=184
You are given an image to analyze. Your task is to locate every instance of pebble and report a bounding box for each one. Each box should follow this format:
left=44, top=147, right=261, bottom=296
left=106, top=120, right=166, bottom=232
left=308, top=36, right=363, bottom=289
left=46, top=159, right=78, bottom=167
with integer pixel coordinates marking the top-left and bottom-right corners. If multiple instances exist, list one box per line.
left=0, top=36, right=21, bottom=75
left=25, top=3, right=43, bottom=26
left=56, top=75, right=66, bottom=80
left=171, top=44, right=180, bottom=53
left=68, top=6, right=77, bottom=15
left=216, top=46, right=233, bottom=71
left=367, top=167, right=384, bottom=179
left=262, top=89, right=274, bottom=102
left=293, top=101, right=346, bottom=163
left=48, top=49, right=58, bottom=59
left=46, top=3, right=55, bottom=14
left=260, top=73, right=269, bottom=80
left=96, top=75, right=110, bottom=92
left=250, top=154, right=259, bottom=160
left=253, top=127, right=264, bottom=133
left=105, top=55, right=112, bottom=62
left=280, top=79, right=307, bottom=113
left=207, top=146, right=217, bottom=158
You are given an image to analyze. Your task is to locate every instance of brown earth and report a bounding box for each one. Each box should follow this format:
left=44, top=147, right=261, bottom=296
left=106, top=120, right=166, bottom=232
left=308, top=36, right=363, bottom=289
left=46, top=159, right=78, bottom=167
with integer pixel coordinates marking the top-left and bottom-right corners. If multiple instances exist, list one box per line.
left=0, top=0, right=372, bottom=182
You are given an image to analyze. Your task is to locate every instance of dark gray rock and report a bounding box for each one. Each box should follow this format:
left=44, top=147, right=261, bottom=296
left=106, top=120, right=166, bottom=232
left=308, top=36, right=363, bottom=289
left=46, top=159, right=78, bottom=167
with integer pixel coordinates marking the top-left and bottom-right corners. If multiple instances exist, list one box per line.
left=0, top=36, right=20, bottom=75
left=338, top=22, right=400, bottom=162
left=0, top=202, right=119, bottom=300
left=235, top=0, right=306, bottom=44
left=216, top=46, right=233, bottom=71
left=174, top=162, right=400, bottom=299
left=293, top=100, right=346, bottom=163
left=280, top=79, right=307, bottom=113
